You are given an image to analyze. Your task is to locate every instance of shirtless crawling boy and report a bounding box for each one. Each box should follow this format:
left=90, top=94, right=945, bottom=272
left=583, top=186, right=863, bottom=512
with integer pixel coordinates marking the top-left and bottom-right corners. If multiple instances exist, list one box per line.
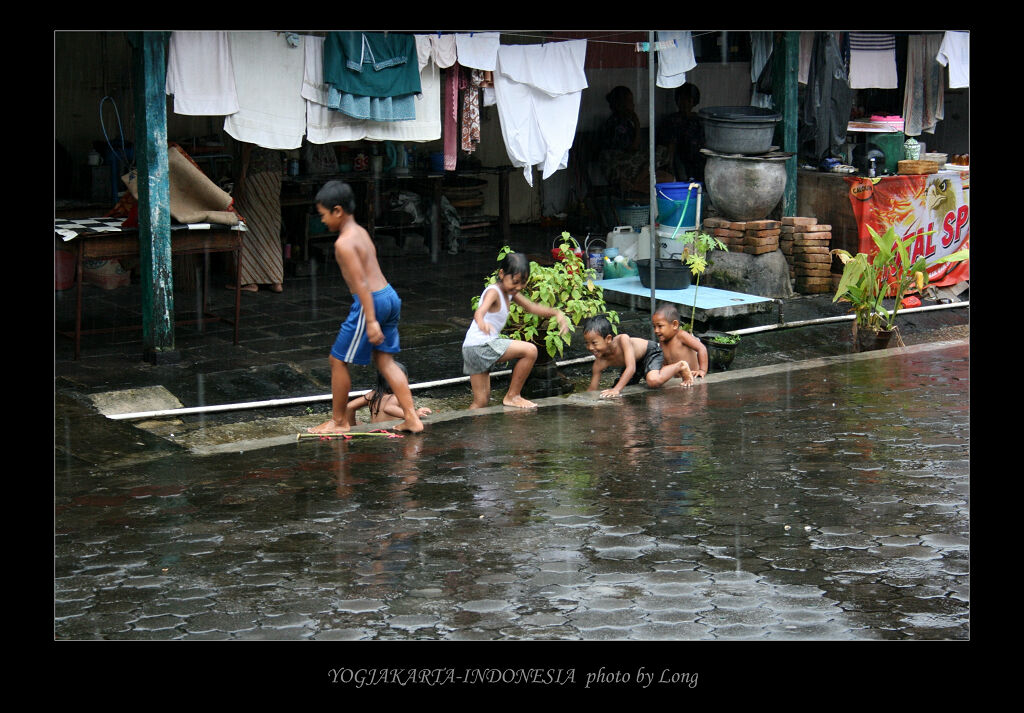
left=582, top=314, right=693, bottom=398
left=307, top=180, right=424, bottom=434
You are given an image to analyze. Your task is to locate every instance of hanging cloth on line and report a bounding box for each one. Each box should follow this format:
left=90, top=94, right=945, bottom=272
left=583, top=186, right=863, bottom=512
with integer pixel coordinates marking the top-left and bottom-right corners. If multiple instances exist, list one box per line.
left=655, top=31, right=696, bottom=89
left=323, top=31, right=421, bottom=121
left=305, top=35, right=441, bottom=143
left=165, top=31, right=239, bottom=116
left=936, top=31, right=969, bottom=88
left=223, top=31, right=306, bottom=150
left=848, top=32, right=898, bottom=89
left=493, top=39, right=588, bottom=187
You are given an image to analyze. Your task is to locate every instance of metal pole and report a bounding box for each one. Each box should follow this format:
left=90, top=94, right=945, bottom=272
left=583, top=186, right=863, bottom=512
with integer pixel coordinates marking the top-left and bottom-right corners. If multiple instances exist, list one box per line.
left=648, top=29, right=657, bottom=322
left=131, top=31, right=177, bottom=364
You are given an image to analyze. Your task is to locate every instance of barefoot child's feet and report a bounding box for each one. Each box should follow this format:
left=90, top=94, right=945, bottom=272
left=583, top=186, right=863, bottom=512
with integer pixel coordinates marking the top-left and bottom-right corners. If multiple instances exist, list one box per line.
left=503, top=394, right=538, bottom=409
left=307, top=418, right=350, bottom=434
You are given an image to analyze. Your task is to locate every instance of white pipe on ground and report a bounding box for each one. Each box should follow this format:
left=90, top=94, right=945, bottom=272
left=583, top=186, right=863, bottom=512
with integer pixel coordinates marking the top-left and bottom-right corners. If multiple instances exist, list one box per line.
left=729, top=300, right=969, bottom=336
left=105, top=303, right=966, bottom=421
left=106, top=356, right=600, bottom=420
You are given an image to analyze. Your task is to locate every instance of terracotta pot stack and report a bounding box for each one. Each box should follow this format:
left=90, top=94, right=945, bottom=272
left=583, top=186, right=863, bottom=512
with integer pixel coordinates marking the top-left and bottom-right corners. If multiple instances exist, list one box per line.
left=781, top=217, right=833, bottom=294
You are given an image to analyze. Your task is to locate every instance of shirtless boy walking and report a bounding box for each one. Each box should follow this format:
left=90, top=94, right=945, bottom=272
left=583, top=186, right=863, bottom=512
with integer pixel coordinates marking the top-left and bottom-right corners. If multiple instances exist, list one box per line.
left=307, top=181, right=424, bottom=434
left=581, top=314, right=693, bottom=398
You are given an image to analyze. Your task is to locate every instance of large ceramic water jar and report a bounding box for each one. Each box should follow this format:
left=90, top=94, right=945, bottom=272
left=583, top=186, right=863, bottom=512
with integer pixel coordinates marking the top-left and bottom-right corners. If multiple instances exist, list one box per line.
left=702, top=149, right=793, bottom=222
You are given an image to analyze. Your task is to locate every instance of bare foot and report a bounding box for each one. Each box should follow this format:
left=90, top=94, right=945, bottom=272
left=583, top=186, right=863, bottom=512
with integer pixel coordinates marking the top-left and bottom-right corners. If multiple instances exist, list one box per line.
left=394, top=414, right=425, bottom=433
left=307, top=418, right=349, bottom=434
left=269, top=283, right=283, bottom=293
left=503, top=394, right=538, bottom=409
left=679, top=361, right=694, bottom=387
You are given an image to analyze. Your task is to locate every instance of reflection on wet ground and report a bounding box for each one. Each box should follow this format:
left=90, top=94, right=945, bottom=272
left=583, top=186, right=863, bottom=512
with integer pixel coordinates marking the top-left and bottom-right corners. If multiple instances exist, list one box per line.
left=54, top=344, right=968, bottom=640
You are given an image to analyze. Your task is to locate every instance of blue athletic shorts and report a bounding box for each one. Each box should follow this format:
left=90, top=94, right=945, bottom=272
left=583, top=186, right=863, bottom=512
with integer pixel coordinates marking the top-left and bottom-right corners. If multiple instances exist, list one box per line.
left=331, top=284, right=402, bottom=365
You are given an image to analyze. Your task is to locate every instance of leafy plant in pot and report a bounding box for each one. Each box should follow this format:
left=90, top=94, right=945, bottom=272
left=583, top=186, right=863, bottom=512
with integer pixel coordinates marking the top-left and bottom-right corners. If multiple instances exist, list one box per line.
left=673, top=229, right=729, bottom=334
left=831, top=225, right=969, bottom=351
left=473, top=234, right=619, bottom=393
left=700, top=331, right=741, bottom=371
left=667, top=229, right=740, bottom=368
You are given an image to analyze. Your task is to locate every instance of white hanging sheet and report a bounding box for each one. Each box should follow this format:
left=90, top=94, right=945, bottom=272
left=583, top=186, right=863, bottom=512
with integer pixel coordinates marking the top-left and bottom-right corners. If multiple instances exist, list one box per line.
left=493, top=39, right=588, bottom=186
left=223, top=31, right=307, bottom=150
left=166, top=31, right=239, bottom=116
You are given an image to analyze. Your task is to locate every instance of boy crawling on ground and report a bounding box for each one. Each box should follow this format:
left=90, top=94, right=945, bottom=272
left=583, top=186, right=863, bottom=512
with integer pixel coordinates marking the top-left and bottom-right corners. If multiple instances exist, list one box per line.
left=651, top=303, right=708, bottom=384
left=582, top=314, right=693, bottom=398
left=307, top=180, right=424, bottom=434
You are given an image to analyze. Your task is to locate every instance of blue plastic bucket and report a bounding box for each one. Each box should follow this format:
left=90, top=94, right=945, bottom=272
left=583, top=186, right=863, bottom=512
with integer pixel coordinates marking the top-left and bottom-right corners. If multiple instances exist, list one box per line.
left=656, top=182, right=701, bottom=231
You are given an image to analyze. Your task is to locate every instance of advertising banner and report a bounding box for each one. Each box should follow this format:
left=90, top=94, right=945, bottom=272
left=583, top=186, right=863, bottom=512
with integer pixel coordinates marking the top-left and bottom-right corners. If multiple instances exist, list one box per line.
left=845, top=171, right=970, bottom=286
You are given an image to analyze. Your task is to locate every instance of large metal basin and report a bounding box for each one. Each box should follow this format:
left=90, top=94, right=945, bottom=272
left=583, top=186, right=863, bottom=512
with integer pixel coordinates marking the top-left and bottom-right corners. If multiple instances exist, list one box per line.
left=702, top=149, right=792, bottom=222
left=698, top=106, right=781, bottom=155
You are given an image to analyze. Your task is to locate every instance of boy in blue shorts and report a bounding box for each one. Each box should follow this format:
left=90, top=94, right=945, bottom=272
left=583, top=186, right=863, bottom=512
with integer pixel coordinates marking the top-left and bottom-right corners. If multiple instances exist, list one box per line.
left=307, top=180, right=424, bottom=434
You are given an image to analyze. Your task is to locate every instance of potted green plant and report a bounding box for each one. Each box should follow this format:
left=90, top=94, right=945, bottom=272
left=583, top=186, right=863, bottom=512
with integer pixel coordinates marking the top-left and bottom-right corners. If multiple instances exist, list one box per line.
left=831, top=225, right=969, bottom=351
left=700, top=331, right=741, bottom=370
left=474, top=232, right=619, bottom=359
left=675, top=229, right=728, bottom=334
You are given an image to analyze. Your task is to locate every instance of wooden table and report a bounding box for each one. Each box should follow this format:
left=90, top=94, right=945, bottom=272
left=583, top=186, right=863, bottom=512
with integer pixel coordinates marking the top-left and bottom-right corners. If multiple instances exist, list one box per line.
left=55, top=217, right=246, bottom=359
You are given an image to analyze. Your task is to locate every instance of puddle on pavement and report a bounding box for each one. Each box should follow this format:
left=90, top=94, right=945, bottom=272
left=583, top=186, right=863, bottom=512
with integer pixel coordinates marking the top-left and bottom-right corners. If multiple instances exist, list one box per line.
left=54, top=344, right=969, bottom=640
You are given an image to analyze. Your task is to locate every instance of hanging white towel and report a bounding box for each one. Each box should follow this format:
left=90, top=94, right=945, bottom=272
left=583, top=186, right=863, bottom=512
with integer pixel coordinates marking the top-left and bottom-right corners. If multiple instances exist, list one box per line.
left=224, top=31, right=307, bottom=150
left=493, top=40, right=588, bottom=187
left=301, top=34, right=328, bottom=105
left=165, top=31, right=239, bottom=116
left=455, top=32, right=501, bottom=71
left=936, top=31, right=969, bottom=88
left=306, top=54, right=441, bottom=144
left=429, top=33, right=458, bottom=68
left=656, top=31, right=696, bottom=89
left=848, top=32, right=898, bottom=89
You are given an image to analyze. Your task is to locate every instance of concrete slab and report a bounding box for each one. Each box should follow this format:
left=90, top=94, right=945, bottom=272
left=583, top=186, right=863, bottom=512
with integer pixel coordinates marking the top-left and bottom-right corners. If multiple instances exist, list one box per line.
left=87, top=385, right=184, bottom=417
left=596, top=276, right=775, bottom=320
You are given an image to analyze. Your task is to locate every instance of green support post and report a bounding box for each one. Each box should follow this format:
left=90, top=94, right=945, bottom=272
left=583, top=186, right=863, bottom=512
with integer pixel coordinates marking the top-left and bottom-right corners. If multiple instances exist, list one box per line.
left=774, top=31, right=799, bottom=217
left=131, top=31, right=179, bottom=364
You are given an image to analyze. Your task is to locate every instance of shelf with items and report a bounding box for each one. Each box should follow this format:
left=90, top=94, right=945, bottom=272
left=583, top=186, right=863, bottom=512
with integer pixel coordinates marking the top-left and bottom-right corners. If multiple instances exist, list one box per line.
left=281, top=167, right=513, bottom=263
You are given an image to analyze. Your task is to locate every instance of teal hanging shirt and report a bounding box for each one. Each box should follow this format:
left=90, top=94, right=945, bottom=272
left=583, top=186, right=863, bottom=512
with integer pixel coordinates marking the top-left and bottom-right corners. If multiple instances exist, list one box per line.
left=323, top=32, right=421, bottom=98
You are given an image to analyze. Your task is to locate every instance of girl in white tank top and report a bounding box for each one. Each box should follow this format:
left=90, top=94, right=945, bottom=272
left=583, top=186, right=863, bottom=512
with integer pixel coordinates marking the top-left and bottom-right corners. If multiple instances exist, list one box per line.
left=461, top=252, right=569, bottom=410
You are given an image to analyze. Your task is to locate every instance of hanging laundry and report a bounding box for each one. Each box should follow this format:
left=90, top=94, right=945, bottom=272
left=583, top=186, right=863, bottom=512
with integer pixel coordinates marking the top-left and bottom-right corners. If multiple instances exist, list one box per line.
left=223, top=31, right=306, bottom=150
left=493, top=39, right=588, bottom=187
left=655, top=31, right=696, bottom=89
left=936, top=31, right=969, bottom=88
left=429, top=33, right=458, bottom=69
left=461, top=69, right=485, bottom=153
left=848, top=32, right=898, bottom=89
left=305, top=35, right=441, bottom=144
left=323, top=32, right=421, bottom=121
left=800, top=32, right=852, bottom=162
left=798, top=31, right=814, bottom=85
left=165, top=31, right=239, bottom=116
left=454, top=32, right=501, bottom=71
left=903, top=34, right=945, bottom=136
left=444, top=63, right=460, bottom=170
left=302, top=33, right=329, bottom=105
left=749, top=31, right=774, bottom=107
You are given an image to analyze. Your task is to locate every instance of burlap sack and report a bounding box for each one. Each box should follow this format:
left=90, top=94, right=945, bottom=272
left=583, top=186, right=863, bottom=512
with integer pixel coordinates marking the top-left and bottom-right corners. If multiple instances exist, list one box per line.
left=122, top=144, right=239, bottom=226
